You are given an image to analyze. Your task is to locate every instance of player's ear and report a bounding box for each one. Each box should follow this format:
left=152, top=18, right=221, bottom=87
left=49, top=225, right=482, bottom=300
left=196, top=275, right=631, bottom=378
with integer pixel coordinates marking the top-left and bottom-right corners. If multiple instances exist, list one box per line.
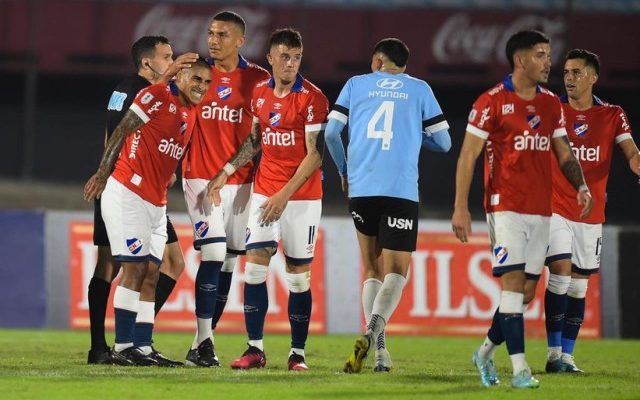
left=236, top=34, right=245, bottom=50
left=266, top=52, right=273, bottom=66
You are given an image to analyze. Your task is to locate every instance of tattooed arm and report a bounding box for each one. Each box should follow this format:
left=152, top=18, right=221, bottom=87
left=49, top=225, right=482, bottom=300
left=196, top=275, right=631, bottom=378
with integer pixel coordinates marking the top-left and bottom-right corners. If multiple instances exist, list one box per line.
left=259, top=127, right=324, bottom=223
left=552, top=135, right=593, bottom=219
left=83, top=110, right=145, bottom=201
left=207, top=117, right=263, bottom=205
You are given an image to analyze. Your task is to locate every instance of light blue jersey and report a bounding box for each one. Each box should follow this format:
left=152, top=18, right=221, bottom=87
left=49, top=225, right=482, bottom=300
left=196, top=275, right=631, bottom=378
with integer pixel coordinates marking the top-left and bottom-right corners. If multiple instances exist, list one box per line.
left=325, top=71, right=450, bottom=202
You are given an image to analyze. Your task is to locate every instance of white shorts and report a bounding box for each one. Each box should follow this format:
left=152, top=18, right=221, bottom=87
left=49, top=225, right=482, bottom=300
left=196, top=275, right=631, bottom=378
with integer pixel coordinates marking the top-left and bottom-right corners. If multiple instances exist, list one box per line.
left=486, top=211, right=550, bottom=279
left=101, top=177, right=167, bottom=265
left=217, top=182, right=252, bottom=254
left=245, top=193, right=321, bottom=265
left=182, top=178, right=226, bottom=250
left=547, top=213, right=602, bottom=274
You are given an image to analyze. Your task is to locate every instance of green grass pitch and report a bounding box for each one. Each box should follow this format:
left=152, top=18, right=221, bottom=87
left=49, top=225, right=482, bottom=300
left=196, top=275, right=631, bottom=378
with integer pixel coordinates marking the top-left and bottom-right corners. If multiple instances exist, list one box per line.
left=0, top=330, right=638, bottom=399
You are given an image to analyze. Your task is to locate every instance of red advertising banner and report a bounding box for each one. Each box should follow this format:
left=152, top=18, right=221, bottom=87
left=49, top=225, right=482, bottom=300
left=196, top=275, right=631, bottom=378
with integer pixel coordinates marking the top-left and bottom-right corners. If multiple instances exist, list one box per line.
left=385, top=232, right=601, bottom=338
left=69, top=221, right=326, bottom=334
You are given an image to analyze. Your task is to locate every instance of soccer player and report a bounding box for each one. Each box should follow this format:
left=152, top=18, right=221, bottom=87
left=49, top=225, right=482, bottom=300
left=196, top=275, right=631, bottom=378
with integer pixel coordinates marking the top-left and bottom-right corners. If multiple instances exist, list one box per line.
left=83, top=57, right=212, bottom=366
left=87, top=35, right=197, bottom=366
left=207, top=28, right=328, bottom=371
left=181, top=11, right=270, bottom=368
left=451, top=30, right=592, bottom=388
left=544, top=49, right=640, bottom=373
left=325, top=38, right=451, bottom=373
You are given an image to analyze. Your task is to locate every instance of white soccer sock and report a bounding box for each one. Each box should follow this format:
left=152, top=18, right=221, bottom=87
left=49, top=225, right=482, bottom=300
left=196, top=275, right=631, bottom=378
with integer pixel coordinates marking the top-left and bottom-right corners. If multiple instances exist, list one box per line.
left=248, top=339, right=264, bottom=351
left=478, top=336, right=498, bottom=361
left=289, top=348, right=305, bottom=358
left=510, top=353, right=528, bottom=375
left=548, top=346, right=562, bottom=361
left=362, top=278, right=386, bottom=349
left=196, top=317, right=213, bottom=346
left=370, top=273, right=406, bottom=324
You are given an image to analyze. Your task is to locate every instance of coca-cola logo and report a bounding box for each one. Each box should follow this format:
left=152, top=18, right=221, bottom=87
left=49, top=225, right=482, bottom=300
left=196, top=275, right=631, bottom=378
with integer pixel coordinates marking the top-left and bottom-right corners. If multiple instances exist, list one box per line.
left=134, top=5, right=270, bottom=61
left=432, top=13, right=565, bottom=65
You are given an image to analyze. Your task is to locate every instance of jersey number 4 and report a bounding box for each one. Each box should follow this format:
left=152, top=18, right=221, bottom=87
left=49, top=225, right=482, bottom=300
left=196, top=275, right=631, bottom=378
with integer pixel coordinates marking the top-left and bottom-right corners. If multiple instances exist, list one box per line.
left=367, top=101, right=394, bottom=151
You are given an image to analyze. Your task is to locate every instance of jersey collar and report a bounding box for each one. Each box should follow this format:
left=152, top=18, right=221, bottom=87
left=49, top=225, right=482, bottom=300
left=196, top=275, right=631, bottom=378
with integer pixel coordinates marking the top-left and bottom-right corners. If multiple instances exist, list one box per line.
left=503, top=74, right=542, bottom=93
left=559, top=94, right=605, bottom=106
left=169, top=81, right=179, bottom=96
left=267, top=73, right=304, bottom=93
left=205, top=54, right=249, bottom=69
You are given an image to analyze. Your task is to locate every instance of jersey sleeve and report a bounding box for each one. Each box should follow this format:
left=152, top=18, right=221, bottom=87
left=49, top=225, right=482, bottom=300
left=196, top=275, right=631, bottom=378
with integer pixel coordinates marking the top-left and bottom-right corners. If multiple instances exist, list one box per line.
left=303, top=91, right=329, bottom=134
left=551, top=95, right=568, bottom=138
left=614, top=106, right=633, bottom=144
left=465, top=93, right=495, bottom=140
left=130, top=84, right=169, bottom=123
left=421, top=83, right=449, bottom=134
left=327, top=78, right=352, bottom=126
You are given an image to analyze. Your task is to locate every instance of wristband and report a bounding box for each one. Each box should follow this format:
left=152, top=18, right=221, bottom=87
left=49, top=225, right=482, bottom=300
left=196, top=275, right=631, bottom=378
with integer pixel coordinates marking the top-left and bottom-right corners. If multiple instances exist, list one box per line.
left=223, top=162, right=236, bottom=176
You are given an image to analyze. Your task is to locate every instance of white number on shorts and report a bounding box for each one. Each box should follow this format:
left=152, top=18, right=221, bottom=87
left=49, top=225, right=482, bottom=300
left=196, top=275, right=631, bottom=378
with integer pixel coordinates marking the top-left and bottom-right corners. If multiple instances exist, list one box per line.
left=367, top=101, right=394, bottom=151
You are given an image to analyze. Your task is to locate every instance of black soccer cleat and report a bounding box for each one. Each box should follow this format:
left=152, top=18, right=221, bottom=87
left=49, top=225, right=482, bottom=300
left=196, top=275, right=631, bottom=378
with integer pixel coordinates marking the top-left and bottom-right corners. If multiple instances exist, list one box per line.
left=149, top=347, right=184, bottom=367
left=87, top=347, right=112, bottom=365
left=111, top=346, right=158, bottom=367
left=185, top=338, right=220, bottom=367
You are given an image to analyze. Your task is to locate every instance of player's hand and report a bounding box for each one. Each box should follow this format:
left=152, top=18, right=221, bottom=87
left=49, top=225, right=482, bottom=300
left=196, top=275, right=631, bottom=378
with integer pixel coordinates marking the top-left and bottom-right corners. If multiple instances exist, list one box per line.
left=341, top=175, right=349, bottom=197
left=207, top=172, right=228, bottom=206
left=83, top=173, right=107, bottom=201
left=260, top=191, right=289, bottom=224
left=451, top=208, right=472, bottom=243
left=161, top=52, right=199, bottom=82
left=167, top=173, right=177, bottom=188
left=577, top=188, right=593, bottom=220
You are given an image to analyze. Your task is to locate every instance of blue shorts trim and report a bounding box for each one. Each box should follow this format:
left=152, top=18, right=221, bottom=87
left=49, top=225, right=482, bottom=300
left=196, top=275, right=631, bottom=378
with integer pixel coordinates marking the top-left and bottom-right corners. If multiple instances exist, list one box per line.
left=113, top=255, right=151, bottom=263
left=492, top=263, right=526, bottom=277
left=246, top=241, right=278, bottom=252
left=194, top=237, right=226, bottom=250
left=285, top=255, right=314, bottom=266
left=525, top=272, right=541, bottom=281
left=572, top=264, right=599, bottom=275
left=227, top=248, right=246, bottom=255
left=149, top=255, right=162, bottom=266
left=545, top=253, right=572, bottom=265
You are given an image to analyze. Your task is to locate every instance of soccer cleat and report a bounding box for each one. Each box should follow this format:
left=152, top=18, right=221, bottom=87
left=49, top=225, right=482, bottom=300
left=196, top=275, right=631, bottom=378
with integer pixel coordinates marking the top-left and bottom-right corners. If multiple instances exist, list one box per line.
left=111, top=346, right=158, bottom=367
left=472, top=350, right=499, bottom=387
left=288, top=353, right=309, bottom=371
left=545, top=357, right=563, bottom=373
left=87, top=347, right=112, bottom=365
left=373, top=348, right=393, bottom=373
left=230, top=345, right=267, bottom=370
left=149, top=347, right=184, bottom=367
left=343, top=333, right=372, bottom=373
left=511, top=368, right=540, bottom=389
left=560, top=354, right=584, bottom=373
left=185, top=338, right=220, bottom=367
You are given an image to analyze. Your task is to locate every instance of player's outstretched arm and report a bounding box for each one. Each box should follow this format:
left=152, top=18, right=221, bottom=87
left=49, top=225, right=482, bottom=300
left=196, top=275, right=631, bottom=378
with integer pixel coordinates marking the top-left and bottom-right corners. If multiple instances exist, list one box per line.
left=159, top=52, right=199, bottom=83
left=324, top=115, right=347, bottom=176
left=618, top=138, right=640, bottom=177
left=207, top=118, right=262, bottom=206
left=422, top=129, right=452, bottom=152
left=552, top=135, right=593, bottom=219
left=83, top=110, right=145, bottom=201
left=452, top=132, right=484, bottom=243
left=260, top=127, right=324, bottom=223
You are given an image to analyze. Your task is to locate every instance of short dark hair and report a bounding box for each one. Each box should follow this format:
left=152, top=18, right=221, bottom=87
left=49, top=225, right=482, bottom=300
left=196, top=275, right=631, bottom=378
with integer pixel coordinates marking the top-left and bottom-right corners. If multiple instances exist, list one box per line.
left=565, top=48, right=600, bottom=75
left=212, top=11, right=246, bottom=34
left=373, top=38, right=409, bottom=67
left=192, top=56, right=211, bottom=71
left=505, top=30, right=550, bottom=69
left=269, top=28, right=303, bottom=49
left=131, top=35, right=170, bottom=70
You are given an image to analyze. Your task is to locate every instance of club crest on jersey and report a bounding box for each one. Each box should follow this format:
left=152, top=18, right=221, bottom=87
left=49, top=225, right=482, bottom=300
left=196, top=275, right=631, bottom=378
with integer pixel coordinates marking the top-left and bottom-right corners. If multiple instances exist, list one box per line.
left=126, top=238, right=143, bottom=255
left=269, top=112, right=281, bottom=127
left=527, top=114, right=541, bottom=129
left=574, top=122, right=588, bottom=137
left=195, top=221, right=209, bottom=238
left=493, top=246, right=508, bottom=264
left=217, top=86, right=232, bottom=100
left=502, top=103, right=514, bottom=115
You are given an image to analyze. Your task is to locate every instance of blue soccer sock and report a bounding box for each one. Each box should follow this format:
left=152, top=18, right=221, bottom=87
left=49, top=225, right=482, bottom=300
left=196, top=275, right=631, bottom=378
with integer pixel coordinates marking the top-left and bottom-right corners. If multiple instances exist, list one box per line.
left=545, top=289, right=567, bottom=348
left=289, top=289, right=312, bottom=350
left=562, top=295, right=585, bottom=355
left=487, top=307, right=505, bottom=345
left=195, top=261, right=222, bottom=344
left=113, top=286, right=140, bottom=352
left=244, top=282, right=269, bottom=341
left=134, top=301, right=155, bottom=353
left=211, top=270, right=233, bottom=331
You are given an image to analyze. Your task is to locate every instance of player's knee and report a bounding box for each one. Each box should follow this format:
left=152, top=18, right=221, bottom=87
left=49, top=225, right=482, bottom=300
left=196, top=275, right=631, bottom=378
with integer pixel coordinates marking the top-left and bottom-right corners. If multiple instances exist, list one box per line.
left=245, top=262, right=268, bottom=285
left=201, top=242, right=226, bottom=262
left=286, top=271, right=311, bottom=293
left=221, top=254, right=238, bottom=273
left=567, top=277, right=588, bottom=298
left=547, top=273, right=571, bottom=295
left=499, top=290, right=524, bottom=314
